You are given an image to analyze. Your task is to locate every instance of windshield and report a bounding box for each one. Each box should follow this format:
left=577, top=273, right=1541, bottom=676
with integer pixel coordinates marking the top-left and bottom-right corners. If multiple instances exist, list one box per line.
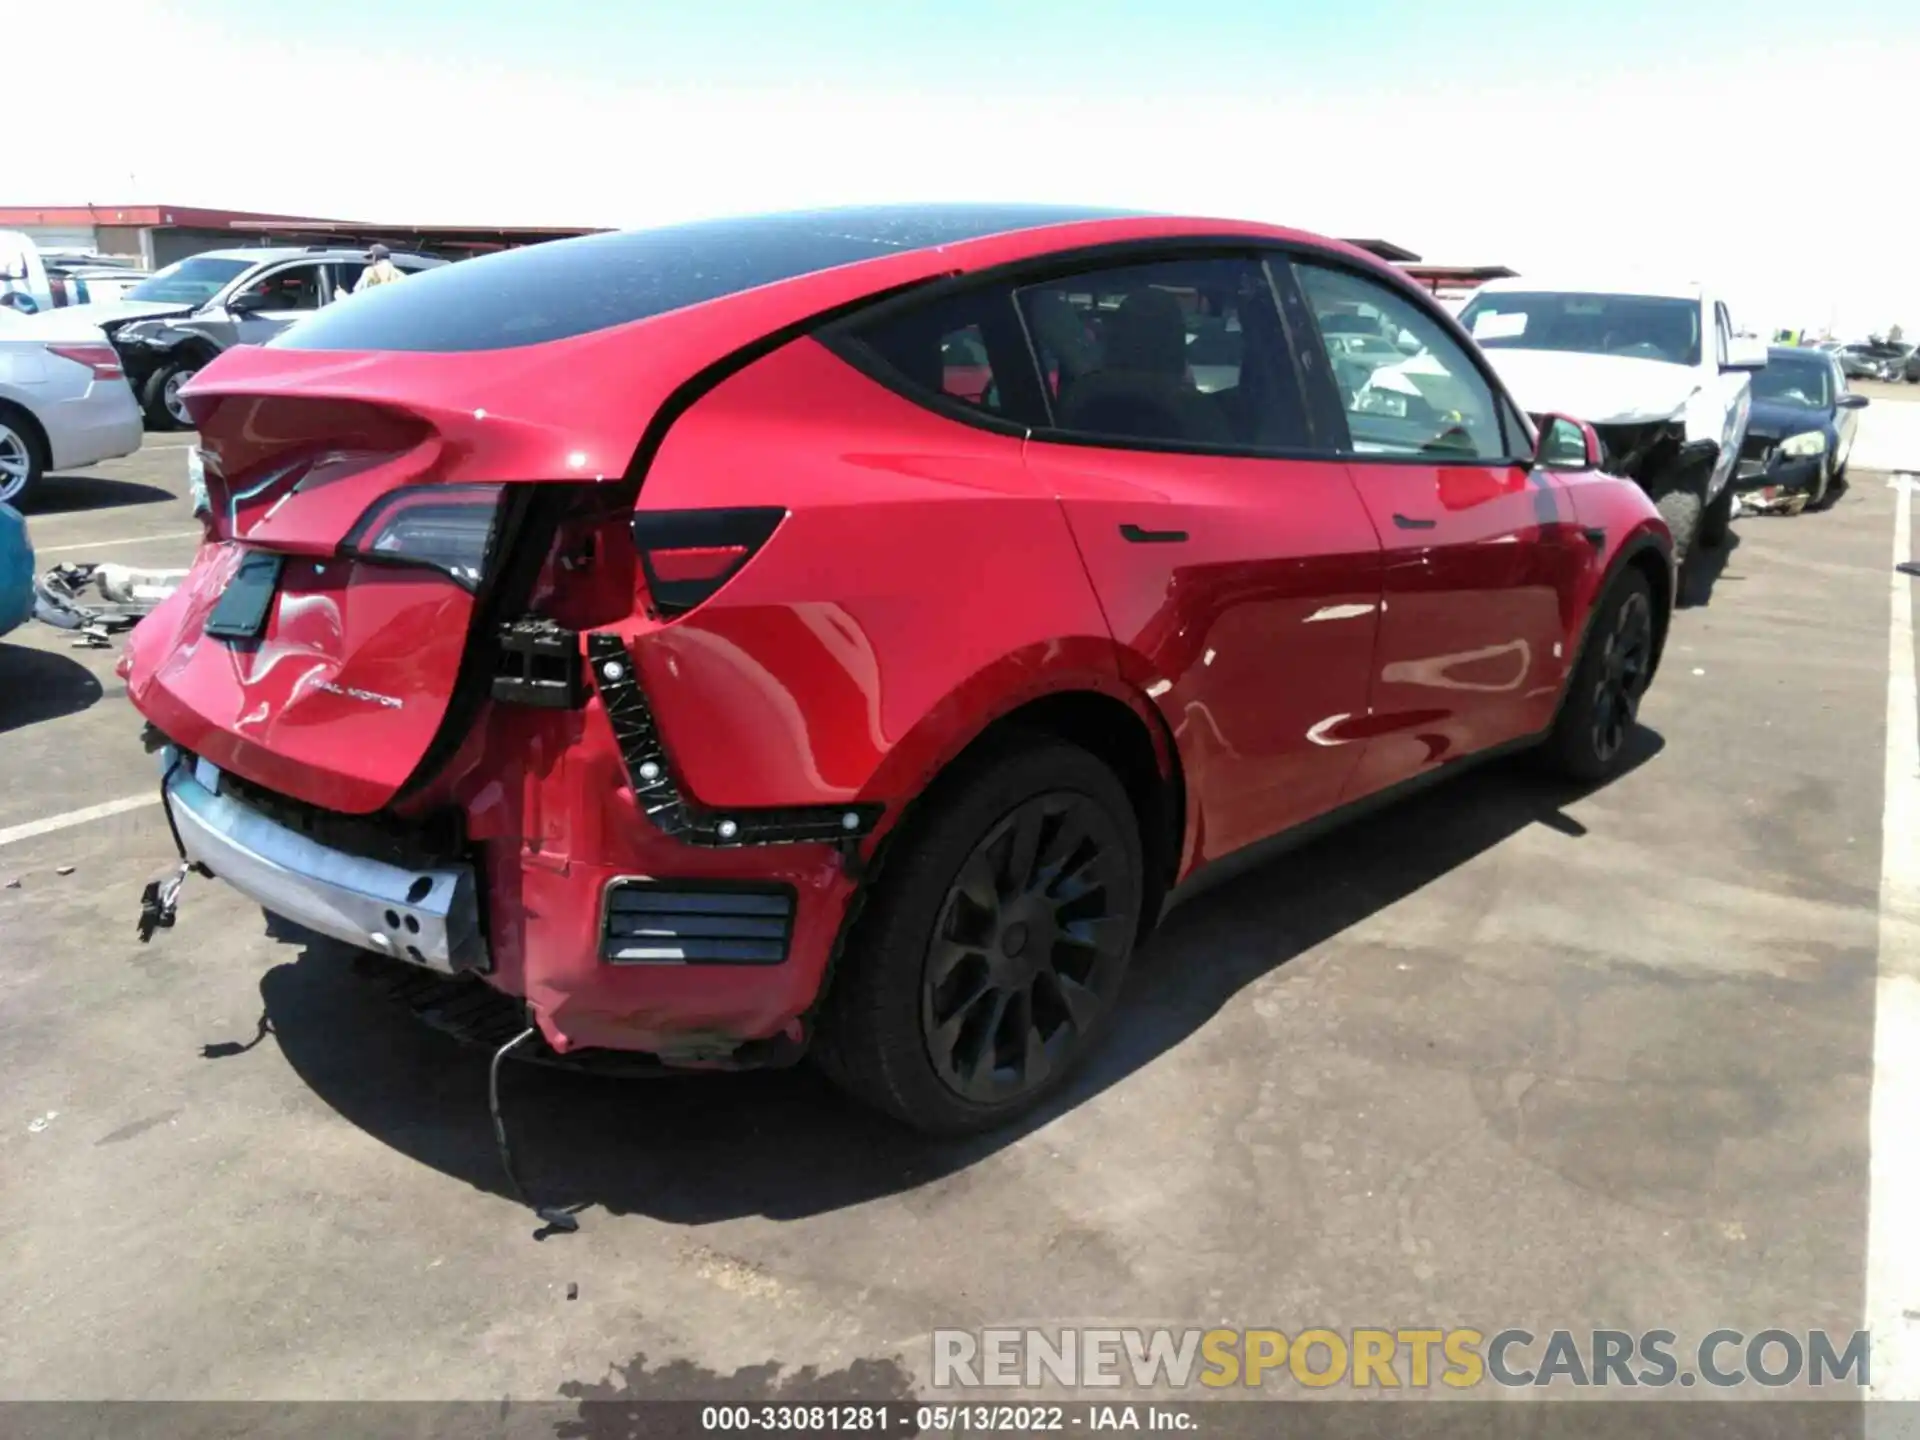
left=1752, top=357, right=1832, bottom=409
left=125, top=256, right=251, bottom=306
left=1458, top=291, right=1703, bottom=367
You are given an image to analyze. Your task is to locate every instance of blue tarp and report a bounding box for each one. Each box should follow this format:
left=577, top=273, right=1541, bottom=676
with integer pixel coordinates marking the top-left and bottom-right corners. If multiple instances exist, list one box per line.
left=0, top=502, right=34, bottom=638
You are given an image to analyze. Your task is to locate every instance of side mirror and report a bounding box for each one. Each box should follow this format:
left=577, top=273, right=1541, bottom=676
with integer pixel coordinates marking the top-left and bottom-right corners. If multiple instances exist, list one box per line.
left=1723, top=335, right=1769, bottom=371
left=1535, top=412, right=1604, bottom=471
left=226, top=290, right=268, bottom=316
left=1837, top=392, right=1870, bottom=410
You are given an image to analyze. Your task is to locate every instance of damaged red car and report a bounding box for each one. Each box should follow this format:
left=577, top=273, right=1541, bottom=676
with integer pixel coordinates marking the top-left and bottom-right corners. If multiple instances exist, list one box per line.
left=123, top=205, right=1672, bottom=1136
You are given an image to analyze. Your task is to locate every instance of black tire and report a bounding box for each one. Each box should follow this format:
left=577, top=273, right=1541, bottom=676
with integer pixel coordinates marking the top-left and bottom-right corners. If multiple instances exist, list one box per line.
left=141, top=361, right=199, bottom=432
left=0, top=407, right=47, bottom=509
left=812, top=738, right=1145, bottom=1135
left=1807, top=455, right=1833, bottom=511
left=1698, top=480, right=1735, bottom=548
left=1542, top=568, right=1657, bottom=784
left=1654, top=487, right=1702, bottom=571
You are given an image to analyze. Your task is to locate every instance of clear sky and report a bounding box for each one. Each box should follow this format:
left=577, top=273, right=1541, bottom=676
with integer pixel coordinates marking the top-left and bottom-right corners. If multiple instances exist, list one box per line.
left=15, top=0, right=1919, bottom=336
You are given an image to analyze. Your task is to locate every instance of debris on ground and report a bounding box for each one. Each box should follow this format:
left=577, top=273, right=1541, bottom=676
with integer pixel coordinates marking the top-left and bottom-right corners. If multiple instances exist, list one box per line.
left=27, top=1111, right=57, bottom=1134
left=34, top=562, right=186, bottom=648
left=1733, top=486, right=1810, bottom=518
left=55, top=865, right=74, bottom=876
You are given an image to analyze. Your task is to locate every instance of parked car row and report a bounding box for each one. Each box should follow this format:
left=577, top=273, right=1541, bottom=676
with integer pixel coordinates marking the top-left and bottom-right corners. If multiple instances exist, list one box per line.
left=1836, top=339, right=1915, bottom=384
left=0, top=244, right=444, bottom=506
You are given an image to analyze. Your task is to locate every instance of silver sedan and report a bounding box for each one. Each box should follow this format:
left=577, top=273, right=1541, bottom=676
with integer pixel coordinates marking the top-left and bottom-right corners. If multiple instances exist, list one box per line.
left=0, top=320, right=145, bottom=507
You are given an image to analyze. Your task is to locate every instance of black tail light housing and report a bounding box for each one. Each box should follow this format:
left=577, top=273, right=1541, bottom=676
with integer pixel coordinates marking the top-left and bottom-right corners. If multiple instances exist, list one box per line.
left=341, top=483, right=506, bottom=591
left=631, top=507, right=785, bottom=618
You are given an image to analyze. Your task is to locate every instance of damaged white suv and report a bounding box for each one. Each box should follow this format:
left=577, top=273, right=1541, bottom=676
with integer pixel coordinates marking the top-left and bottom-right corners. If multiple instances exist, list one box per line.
left=1456, top=280, right=1766, bottom=568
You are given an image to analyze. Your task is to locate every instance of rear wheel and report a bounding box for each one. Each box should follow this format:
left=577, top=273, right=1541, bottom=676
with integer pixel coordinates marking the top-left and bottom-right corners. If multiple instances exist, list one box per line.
left=812, top=739, right=1144, bottom=1135
left=1655, top=487, right=1703, bottom=571
left=1543, top=568, right=1656, bottom=783
left=0, top=410, right=46, bottom=508
left=141, top=361, right=200, bottom=431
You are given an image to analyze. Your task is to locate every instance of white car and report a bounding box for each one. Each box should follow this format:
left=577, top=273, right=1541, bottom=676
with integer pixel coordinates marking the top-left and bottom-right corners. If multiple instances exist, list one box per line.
left=1453, top=279, right=1766, bottom=567
left=0, top=317, right=145, bottom=507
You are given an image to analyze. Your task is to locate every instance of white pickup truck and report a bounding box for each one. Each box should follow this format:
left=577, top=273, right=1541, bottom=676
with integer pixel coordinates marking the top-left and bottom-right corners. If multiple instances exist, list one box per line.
left=1455, top=279, right=1766, bottom=568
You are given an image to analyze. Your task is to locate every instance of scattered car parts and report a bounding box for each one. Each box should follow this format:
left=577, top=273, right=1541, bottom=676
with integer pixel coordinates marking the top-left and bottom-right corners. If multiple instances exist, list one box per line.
left=34, top=561, right=186, bottom=646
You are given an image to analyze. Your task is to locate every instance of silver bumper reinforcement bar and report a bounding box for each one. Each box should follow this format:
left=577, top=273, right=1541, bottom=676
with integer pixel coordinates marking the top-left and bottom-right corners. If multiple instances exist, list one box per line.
left=161, top=748, right=488, bottom=974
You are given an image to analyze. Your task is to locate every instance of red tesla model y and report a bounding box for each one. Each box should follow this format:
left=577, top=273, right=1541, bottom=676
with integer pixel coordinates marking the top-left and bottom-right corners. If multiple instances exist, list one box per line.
left=123, top=205, right=1672, bottom=1135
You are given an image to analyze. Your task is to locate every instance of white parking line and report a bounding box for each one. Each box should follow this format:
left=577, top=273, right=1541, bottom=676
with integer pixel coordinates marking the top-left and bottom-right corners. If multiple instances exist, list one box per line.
left=0, top=794, right=156, bottom=849
left=36, top=530, right=201, bottom=555
left=1869, top=473, right=1920, bottom=1401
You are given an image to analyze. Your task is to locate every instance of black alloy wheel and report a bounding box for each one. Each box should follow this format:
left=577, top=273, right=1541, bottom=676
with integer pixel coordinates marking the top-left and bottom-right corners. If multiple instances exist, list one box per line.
left=920, top=791, right=1131, bottom=1105
left=1588, top=586, right=1654, bottom=767
left=810, top=739, right=1145, bottom=1135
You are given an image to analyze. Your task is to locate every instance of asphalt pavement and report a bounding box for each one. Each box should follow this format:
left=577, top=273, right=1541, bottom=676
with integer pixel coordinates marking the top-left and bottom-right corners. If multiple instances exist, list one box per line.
left=0, top=405, right=1916, bottom=1415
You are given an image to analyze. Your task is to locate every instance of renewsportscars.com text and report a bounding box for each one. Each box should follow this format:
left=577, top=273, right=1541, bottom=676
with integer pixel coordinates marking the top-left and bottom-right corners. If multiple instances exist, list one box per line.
left=932, top=1327, right=1872, bottom=1391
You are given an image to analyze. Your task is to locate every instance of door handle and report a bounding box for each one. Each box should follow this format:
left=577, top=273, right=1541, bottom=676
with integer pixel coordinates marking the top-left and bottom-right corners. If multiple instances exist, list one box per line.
left=1119, top=523, right=1188, bottom=544
left=1391, top=513, right=1437, bottom=530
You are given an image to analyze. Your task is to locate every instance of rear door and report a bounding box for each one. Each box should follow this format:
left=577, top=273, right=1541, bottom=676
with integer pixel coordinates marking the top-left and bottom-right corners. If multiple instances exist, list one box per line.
left=1011, top=253, right=1386, bottom=869
left=1283, top=255, right=1590, bottom=798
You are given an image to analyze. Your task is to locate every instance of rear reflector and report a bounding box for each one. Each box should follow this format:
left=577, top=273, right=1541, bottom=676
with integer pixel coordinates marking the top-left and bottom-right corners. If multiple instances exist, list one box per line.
left=342, top=483, right=505, bottom=590
left=646, top=544, right=748, bottom=584
left=632, top=507, right=785, bottom=616
left=46, top=343, right=124, bottom=381
left=600, top=880, right=795, bottom=965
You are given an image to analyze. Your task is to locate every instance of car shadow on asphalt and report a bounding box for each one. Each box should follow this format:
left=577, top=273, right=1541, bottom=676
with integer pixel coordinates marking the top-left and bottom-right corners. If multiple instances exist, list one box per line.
left=24, top=474, right=179, bottom=516
left=0, top=644, right=104, bottom=733
left=243, top=728, right=1665, bottom=1231
left=1677, top=526, right=1740, bottom=609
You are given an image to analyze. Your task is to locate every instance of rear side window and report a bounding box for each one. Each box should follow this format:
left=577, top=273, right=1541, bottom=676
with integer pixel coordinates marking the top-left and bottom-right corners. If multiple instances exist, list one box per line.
left=1017, top=255, right=1310, bottom=451
left=832, top=284, right=1044, bottom=423
left=274, top=205, right=1132, bottom=354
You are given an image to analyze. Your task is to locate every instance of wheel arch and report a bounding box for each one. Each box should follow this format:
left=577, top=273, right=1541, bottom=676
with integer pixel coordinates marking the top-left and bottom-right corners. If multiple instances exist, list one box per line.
left=0, top=395, right=51, bottom=472
left=157, top=335, right=223, bottom=372
left=1557, top=529, right=1673, bottom=724
left=864, top=663, right=1186, bottom=943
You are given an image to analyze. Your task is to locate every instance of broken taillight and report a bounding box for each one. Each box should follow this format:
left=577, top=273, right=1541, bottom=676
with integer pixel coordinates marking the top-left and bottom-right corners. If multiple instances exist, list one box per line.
left=341, top=483, right=506, bottom=590
left=631, top=507, right=785, bottom=617
left=46, top=343, right=124, bottom=382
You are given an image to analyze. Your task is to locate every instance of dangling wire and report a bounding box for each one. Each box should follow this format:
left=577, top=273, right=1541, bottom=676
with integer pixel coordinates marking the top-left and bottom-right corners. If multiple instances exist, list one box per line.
left=488, top=1027, right=581, bottom=1236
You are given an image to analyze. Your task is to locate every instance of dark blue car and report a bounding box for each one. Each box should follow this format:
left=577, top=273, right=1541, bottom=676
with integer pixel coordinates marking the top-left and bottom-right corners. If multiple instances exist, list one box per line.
left=1736, top=346, right=1868, bottom=508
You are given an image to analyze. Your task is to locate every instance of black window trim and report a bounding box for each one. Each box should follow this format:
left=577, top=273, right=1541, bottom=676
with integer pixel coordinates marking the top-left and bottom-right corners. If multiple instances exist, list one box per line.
left=1274, top=244, right=1539, bottom=469
left=817, top=235, right=1337, bottom=465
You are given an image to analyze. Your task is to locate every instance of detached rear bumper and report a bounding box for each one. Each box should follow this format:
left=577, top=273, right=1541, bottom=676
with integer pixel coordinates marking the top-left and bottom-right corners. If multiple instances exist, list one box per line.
left=161, top=748, right=488, bottom=974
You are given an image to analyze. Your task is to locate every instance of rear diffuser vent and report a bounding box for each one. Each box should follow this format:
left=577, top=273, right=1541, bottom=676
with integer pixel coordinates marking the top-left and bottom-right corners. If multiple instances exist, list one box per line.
left=601, top=880, right=795, bottom=965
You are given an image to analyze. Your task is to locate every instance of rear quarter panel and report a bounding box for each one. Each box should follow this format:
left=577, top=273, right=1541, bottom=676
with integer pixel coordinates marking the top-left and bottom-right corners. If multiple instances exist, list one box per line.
left=620, top=335, right=1128, bottom=812
left=460, top=337, right=1143, bottom=1055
